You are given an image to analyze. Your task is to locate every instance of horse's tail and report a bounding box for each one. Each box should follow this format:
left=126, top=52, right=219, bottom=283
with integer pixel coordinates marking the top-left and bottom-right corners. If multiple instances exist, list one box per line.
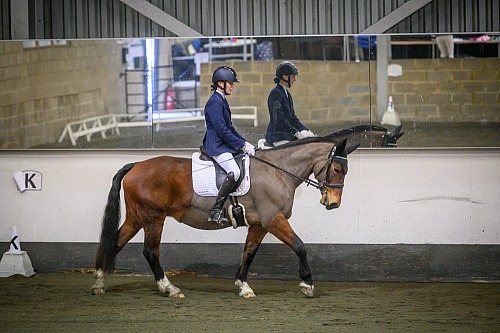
left=96, top=162, right=136, bottom=273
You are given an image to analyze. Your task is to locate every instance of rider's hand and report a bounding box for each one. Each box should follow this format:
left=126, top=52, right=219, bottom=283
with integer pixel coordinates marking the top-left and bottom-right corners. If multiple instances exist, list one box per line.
left=242, top=142, right=256, bottom=156
left=295, top=130, right=309, bottom=139
left=307, top=130, right=316, bottom=137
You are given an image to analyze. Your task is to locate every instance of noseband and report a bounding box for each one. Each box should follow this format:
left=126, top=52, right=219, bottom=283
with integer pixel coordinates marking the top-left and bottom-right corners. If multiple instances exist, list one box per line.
left=316, top=146, right=347, bottom=193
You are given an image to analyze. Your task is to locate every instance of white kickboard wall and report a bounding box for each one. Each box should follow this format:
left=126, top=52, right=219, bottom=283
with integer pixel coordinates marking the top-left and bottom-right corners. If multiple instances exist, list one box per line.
left=0, top=149, right=498, bottom=245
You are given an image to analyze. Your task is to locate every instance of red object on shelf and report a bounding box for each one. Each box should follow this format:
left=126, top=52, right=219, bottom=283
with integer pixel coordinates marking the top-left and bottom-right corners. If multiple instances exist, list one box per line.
left=165, top=88, right=175, bottom=110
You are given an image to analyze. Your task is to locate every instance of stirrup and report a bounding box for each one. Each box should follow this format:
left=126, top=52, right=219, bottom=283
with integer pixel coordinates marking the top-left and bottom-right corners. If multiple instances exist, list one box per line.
left=208, top=209, right=227, bottom=223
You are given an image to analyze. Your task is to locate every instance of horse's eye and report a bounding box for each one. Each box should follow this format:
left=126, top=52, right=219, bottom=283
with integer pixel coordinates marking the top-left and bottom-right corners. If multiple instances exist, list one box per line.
left=334, top=167, right=342, bottom=174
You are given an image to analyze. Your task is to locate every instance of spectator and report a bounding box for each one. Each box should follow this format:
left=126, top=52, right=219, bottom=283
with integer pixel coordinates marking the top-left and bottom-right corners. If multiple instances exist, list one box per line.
left=436, top=35, right=454, bottom=58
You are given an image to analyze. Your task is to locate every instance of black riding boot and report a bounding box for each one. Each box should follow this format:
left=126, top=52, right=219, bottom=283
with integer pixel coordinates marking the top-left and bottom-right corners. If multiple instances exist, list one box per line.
left=208, top=172, right=236, bottom=223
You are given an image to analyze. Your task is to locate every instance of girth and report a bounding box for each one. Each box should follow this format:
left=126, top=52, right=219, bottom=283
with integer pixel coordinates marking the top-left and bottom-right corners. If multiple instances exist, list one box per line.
left=199, top=146, right=246, bottom=191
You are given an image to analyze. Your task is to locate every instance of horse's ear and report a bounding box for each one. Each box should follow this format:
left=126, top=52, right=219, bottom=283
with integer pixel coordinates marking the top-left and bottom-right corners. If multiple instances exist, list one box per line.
left=333, top=138, right=348, bottom=157
left=383, top=124, right=404, bottom=147
left=346, top=143, right=361, bottom=155
left=334, top=139, right=360, bottom=157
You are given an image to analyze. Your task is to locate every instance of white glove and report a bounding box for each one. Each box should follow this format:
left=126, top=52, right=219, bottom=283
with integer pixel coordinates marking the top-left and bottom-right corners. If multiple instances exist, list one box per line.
left=242, top=142, right=256, bottom=156
left=295, top=130, right=309, bottom=139
left=307, top=130, right=316, bottom=137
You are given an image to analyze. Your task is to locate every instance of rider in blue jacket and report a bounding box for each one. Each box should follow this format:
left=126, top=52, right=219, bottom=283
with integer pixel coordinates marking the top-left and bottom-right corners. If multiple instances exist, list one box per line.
left=203, top=66, right=255, bottom=224
left=264, top=61, right=315, bottom=146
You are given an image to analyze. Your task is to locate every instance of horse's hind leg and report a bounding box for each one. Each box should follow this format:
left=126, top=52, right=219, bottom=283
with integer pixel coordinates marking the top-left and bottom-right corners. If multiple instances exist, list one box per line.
left=268, top=214, right=314, bottom=297
left=234, top=225, right=268, bottom=298
left=143, top=224, right=185, bottom=298
left=92, top=217, right=142, bottom=294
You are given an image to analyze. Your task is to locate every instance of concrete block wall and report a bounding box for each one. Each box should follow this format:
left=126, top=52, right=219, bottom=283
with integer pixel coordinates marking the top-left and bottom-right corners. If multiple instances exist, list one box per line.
left=200, top=60, right=374, bottom=127
left=200, top=59, right=500, bottom=125
left=0, top=40, right=126, bottom=148
left=1, top=52, right=498, bottom=149
left=389, top=58, right=500, bottom=122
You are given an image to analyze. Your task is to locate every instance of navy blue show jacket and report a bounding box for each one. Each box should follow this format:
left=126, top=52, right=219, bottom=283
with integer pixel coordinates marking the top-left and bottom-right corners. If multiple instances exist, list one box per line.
left=265, top=84, right=308, bottom=144
left=203, top=92, right=246, bottom=157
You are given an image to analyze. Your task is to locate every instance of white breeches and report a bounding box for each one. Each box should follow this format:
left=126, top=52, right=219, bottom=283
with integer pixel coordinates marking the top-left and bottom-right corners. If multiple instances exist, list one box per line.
left=436, top=35, right=454, bottom=58
left=214, top=152, right=240, bottom=181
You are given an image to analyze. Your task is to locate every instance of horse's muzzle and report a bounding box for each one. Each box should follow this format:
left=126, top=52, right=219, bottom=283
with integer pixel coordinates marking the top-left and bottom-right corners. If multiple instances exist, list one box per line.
left=321, top=192, right=341, bottom=210
left=325, top=202, right=340, bottom=210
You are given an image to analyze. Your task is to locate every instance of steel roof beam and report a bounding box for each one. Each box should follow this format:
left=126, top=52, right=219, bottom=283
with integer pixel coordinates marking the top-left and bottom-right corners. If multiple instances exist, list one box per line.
left=119, top=0, right=204, bottom=37
left=361, top=0, right=434, bottom=34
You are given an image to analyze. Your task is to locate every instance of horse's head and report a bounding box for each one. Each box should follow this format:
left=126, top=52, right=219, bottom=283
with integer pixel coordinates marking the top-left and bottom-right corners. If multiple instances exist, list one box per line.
left=326, top=124, right=404, bottom=148
left=316, top=139, right=360, bottom=210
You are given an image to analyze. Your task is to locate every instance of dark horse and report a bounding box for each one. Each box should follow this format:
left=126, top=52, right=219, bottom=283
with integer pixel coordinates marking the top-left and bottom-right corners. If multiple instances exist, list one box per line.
left=328, top=124, right=404, bottom=148
left=92, top=136, right=359, bottom=298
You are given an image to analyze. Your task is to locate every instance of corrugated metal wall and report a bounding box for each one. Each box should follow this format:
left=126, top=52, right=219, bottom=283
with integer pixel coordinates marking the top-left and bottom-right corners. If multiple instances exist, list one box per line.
left=1, top=0, right=499, bottom=39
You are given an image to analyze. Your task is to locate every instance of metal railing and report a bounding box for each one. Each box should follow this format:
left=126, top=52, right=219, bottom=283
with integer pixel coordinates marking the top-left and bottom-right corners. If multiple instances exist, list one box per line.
left=58, top=106, right=258, bottom=146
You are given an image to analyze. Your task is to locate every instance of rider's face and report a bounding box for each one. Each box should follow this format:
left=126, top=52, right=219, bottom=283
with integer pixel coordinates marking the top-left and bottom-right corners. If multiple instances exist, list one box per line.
left=282, top=75, right=296, bottom=87
left=217, top=81, right=235, bottom=95
left=225, top=81, right=235, bottom=95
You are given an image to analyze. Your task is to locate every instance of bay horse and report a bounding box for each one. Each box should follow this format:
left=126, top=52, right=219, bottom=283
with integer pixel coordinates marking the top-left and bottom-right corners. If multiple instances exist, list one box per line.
left=327, top=124, right=404, bottom=148
left=91, top=136, right=359, bottom=298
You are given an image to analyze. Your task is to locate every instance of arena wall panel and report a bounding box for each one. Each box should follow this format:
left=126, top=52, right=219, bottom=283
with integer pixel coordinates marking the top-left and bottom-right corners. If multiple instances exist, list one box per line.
left=0, top=149, right=498, bottom=281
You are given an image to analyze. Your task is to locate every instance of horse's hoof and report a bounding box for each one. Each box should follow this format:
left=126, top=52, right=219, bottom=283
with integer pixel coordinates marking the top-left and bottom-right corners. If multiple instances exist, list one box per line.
left=92, top=269, right=105, bottom=295
left=91, top=286, right=105, bottom=295
left=299, top=282, right=314, bottom=297
left=241, top=291, right=256, bottom=298
left=235, top=279, right=255, bottom=298
left=170, top=291, right=185, bottom=299
left=167, top=284, right=185, bottom=298
left=167, top=286, right=185, bottom=298
left=157, top=277, right=185, bottom=298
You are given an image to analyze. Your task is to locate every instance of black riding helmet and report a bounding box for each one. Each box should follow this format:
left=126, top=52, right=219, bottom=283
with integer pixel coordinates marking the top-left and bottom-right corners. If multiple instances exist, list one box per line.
left=274, top=61, right=299, bottom=87
left=211, top=66, right=240, bottom=91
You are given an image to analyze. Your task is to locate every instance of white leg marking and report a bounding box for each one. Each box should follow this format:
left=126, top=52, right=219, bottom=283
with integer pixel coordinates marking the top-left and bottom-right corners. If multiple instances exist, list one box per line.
left=299, top=281, right=314, bottom=297
left=157, top=276, right=185, bottom=298
left=235, top=279, right=256, bottom=298
left=91, top=269, right=105, bottom=295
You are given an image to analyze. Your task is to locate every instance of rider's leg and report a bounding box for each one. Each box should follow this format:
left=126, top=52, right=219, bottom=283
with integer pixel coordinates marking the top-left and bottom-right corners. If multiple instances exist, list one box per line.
left=209, top=153, right=240, bottom=223
left=214, top=152, right=241, bottom=183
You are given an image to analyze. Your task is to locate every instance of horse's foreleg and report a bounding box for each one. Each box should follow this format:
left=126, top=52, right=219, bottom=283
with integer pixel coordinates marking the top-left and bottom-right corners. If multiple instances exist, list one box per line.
left=234, top=225, right=268, bottom=298
left=268, top=214, right=314, bottom=297
left=143, top=225, right=185, bottom=298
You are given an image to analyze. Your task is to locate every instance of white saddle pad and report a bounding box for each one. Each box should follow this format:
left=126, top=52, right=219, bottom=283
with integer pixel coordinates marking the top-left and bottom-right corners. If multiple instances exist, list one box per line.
left=192, top=152, right=250, bottom=197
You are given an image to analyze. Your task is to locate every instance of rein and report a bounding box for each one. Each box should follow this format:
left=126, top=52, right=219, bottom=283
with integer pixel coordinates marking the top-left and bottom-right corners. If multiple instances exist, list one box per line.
left=251, top=154, right=345, bottom=192
left=193, top=147, right=346, bottom=192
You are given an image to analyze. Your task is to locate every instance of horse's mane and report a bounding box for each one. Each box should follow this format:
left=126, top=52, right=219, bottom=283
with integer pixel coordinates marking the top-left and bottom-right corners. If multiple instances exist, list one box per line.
left=260, top=136, right=338, bottom=152
left=259, top=125, right=395, bottom=153
left=327, top=125, right=387, bottom=140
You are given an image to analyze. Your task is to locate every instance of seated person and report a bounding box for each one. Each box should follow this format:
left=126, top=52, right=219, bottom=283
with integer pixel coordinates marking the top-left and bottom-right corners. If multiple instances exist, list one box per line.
left=202, top=66, right=255, bottom=224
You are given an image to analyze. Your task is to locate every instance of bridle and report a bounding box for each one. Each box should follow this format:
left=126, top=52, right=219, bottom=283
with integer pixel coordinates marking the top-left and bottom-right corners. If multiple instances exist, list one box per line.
left=315, top=145, right=348, bottom=194
left=250, top=144, right=347, bottom=195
